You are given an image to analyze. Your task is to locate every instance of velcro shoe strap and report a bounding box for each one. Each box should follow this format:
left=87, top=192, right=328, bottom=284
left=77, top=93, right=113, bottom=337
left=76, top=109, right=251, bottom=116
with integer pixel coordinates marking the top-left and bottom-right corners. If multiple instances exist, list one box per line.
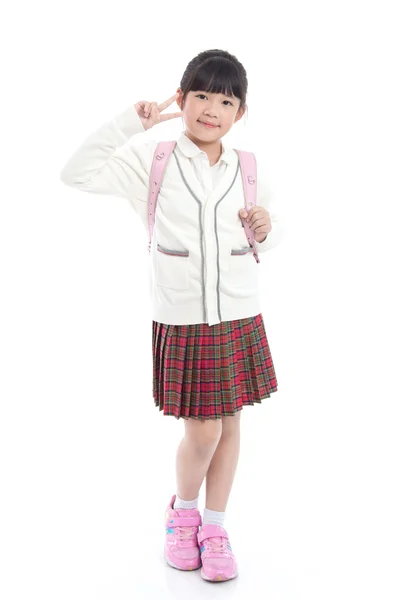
left=198, top=524, right=229, bottom=543
left=167, top=515, right=202, bottom=528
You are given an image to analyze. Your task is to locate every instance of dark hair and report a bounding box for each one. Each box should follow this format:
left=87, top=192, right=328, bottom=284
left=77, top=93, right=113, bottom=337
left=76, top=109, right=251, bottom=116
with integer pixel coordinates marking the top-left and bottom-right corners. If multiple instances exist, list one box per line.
left=179, top=49, right=248, bottom=120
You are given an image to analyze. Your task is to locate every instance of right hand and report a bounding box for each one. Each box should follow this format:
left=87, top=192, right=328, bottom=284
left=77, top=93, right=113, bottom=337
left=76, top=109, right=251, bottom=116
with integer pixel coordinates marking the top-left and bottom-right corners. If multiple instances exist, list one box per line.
left=135, top=93, right=183, bottom=131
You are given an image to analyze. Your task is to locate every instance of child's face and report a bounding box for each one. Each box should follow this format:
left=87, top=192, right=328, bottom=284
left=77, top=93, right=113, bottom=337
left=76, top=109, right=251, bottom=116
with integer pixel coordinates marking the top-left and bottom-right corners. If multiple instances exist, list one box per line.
left=176, top=89, right=245, bottom=140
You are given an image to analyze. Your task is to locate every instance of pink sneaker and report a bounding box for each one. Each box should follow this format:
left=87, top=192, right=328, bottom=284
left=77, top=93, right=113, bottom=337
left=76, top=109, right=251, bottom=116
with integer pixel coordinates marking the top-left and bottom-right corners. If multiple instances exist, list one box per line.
left=164, top=495, right=202, bottom=571
left=197, top=524, right=238, bottom=582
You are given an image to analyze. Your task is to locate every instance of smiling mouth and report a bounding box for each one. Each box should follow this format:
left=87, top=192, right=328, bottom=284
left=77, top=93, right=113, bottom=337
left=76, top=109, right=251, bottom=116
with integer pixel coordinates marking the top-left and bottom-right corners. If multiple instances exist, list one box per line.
left=198, top=120, right=219, bottom=128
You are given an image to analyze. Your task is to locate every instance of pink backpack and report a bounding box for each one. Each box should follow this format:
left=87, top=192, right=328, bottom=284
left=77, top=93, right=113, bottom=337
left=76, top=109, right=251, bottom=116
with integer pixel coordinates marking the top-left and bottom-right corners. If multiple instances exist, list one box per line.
left=147, top=141, right=260, bottom=263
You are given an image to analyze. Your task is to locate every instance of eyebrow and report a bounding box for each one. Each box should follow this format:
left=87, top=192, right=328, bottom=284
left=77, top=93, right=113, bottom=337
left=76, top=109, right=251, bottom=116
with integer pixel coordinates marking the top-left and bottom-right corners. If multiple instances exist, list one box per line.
left=197, top=91, right=236, bottom=100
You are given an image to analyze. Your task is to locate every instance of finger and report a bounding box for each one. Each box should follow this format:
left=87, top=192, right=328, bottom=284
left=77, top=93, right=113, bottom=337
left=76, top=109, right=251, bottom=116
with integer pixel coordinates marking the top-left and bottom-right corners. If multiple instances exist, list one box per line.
left=254, top=225, right=270, bottom=237
left=149, top=102, right=158, bottom=121
left=244, top=206, right=256, bottom=225
left=158, top=93, right=180, bottom=112
left=251, top=214, right=270, bottom=231
left=248, top=210, right=264, bottom=228
left=247, top=207, right=266, bottom=226
left=159, top=111, right=184, bottom=122
left=136, top=101, right=147, bottom=115
left=143, top=102, right=151, bottom=117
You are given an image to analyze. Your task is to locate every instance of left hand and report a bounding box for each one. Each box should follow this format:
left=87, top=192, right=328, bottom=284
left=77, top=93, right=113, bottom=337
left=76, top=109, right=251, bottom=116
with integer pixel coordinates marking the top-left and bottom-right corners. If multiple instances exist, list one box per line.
left=239, top=207, right=271, bottom=243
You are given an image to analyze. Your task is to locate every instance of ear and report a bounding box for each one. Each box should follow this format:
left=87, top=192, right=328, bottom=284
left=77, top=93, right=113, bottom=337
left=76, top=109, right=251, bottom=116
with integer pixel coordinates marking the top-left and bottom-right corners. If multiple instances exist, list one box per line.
left=176, top=88, right=184, bottom=110
left=234, top=104, right=246, bottom=123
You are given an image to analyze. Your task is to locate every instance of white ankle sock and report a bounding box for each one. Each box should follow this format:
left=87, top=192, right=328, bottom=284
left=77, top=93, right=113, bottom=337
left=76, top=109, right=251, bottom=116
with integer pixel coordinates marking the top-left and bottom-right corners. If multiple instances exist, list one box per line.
left=203, top=507, right=226, bottom=528
left=173, top=494, right=199, bottom=510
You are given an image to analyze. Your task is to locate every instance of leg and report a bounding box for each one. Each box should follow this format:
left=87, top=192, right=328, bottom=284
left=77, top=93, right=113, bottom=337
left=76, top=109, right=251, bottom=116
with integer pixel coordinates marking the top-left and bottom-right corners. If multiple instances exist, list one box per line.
left=205, top=411, right=241, bottom=511
left=176, top=418, right=223, bottom=501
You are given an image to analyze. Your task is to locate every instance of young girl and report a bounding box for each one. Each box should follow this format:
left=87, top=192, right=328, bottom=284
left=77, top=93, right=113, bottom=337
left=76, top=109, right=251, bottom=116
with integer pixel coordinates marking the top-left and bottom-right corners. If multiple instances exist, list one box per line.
left=60, top=49, right=282, bottom=583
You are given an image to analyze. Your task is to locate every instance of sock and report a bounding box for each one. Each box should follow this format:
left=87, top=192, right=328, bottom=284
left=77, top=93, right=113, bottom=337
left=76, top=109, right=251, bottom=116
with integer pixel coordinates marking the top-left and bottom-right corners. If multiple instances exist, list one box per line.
left=173, top=494, right=199, bottom=510
left=203, top=507, right=226, bottom=528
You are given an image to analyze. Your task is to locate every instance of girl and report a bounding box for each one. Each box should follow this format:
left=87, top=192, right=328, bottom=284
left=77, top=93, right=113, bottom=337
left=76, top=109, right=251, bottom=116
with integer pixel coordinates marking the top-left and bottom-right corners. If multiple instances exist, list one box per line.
left=60, top=49, right=283, bottom=583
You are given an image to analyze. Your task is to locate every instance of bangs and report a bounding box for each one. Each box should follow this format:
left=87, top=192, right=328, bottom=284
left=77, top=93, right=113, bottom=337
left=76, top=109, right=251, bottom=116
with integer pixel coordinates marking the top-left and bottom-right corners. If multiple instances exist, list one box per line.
left=187, top=58, right=244, bottom=102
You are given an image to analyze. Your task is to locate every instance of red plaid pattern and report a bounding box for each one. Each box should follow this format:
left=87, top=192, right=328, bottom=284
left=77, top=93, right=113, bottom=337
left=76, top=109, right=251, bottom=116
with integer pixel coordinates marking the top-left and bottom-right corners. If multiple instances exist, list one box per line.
left=152, top=313, right=278, bottom=420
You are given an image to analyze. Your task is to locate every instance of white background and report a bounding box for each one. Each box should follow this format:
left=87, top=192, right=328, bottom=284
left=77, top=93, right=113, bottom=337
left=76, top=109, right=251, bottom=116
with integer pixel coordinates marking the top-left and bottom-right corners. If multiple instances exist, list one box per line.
left=1, top=1, right=399, bottom=598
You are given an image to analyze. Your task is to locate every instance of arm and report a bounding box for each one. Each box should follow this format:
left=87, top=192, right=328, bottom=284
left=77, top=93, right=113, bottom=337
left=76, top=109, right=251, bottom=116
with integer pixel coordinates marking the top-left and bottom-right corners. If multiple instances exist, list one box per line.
left=59, top=105, right=157, bottom=219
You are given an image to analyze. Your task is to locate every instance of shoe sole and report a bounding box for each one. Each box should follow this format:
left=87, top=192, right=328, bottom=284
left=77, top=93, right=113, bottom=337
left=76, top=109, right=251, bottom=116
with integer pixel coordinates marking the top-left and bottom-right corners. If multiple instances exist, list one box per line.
left=201, top=570, right=239, bottom=582
left=164, top=549, right=201, bottom=571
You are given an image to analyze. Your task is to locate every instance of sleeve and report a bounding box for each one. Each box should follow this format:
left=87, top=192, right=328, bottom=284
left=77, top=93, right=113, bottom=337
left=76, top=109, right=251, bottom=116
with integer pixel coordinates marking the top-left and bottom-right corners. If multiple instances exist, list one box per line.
left=59, top=105, right=157, bottom=228
left=253, top=173, right=285, bottom=253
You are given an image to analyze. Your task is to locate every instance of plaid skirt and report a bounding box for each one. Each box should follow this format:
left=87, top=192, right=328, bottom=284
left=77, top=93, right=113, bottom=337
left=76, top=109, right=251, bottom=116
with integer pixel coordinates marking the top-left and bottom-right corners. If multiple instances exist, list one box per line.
left=152, top=313, right=278, bottom=420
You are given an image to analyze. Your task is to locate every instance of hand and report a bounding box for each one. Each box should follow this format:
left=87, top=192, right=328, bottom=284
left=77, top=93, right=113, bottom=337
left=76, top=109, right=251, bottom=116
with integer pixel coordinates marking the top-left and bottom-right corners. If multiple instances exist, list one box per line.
left=135, top=93, right=183, bottom=131
left=239, top=206, right=271, bottom=243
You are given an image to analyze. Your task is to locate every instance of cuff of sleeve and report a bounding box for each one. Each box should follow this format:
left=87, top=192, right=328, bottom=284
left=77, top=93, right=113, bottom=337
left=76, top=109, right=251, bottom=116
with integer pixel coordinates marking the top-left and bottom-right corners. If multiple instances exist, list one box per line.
left=113, top=105, right=146, bottom=139
left=253, top=221, right=284, bottom=253
left=254, top=234, right=272, bottom=252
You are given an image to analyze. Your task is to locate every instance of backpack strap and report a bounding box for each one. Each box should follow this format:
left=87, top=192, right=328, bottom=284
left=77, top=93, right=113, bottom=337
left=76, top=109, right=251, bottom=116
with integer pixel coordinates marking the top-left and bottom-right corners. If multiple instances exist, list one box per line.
left=148, top=142, right=260, bottom=264
left=236, top=150, right=260, bottom=263
left=147, top=141, right=177, bottom=253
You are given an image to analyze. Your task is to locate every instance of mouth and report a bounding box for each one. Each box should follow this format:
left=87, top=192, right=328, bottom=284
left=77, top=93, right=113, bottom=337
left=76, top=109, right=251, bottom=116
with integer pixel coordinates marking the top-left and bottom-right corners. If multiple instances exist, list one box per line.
left=198, top=120, right=219, bottom=129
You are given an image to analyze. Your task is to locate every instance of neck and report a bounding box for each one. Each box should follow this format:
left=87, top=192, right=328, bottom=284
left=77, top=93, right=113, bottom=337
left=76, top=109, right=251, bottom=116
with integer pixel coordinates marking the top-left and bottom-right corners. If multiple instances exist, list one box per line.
left=184, top=130, right=222, bottom=166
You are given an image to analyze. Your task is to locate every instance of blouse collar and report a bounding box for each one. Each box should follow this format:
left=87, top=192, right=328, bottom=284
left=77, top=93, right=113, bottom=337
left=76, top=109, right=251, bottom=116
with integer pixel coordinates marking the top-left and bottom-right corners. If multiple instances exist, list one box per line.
left=176, top=131, right=237, bottom=166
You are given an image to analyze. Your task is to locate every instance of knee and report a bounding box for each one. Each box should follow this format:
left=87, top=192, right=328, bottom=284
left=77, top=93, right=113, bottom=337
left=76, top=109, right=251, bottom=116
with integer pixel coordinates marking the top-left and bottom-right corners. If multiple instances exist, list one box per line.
left=185, top=419, right=222, bottom=454
left=221, top=412, right=241, bottom=439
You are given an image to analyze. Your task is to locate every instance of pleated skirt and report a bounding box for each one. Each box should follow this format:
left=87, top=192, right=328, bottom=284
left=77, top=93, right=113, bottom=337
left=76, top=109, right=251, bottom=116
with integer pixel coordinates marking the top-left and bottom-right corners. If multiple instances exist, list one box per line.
left=152, top=313, right=278, bottom=420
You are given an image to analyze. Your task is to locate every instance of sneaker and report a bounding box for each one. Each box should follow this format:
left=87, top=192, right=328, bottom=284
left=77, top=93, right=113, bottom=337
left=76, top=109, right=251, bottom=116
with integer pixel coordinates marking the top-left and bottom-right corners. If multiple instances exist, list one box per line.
left=197, top=524, right=238, bottom=582
left=164, top=494, right=202, bottom=571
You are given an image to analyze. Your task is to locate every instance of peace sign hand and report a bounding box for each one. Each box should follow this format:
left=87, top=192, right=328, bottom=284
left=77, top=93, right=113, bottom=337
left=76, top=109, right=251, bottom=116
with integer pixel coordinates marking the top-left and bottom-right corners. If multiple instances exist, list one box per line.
left=135, top=93, right=183, bottom=131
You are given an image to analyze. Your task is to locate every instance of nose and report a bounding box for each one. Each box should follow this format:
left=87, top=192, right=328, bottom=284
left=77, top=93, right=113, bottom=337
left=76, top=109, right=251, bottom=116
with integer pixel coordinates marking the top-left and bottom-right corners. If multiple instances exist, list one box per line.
left=203, top=100, right=219, bottom=117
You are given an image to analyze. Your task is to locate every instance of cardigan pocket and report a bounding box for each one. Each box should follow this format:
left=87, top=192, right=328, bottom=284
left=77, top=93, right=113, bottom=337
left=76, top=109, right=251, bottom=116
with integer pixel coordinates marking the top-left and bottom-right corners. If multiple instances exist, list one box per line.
left=229, top=246, right=258, bottom=290
left=156, top=243, right=190, bottom=290
left=231, top=247, right=252, bottom=256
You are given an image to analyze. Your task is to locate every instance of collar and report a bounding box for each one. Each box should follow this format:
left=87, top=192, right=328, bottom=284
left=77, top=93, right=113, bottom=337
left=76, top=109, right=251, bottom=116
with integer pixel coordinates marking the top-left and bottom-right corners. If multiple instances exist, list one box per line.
left=176, top=131, right=237, bottom=166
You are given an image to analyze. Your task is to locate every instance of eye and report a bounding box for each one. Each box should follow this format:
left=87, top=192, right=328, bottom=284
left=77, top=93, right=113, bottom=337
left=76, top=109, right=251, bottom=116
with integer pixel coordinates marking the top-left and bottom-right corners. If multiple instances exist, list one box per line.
left=195, top=94, right=233, bottom=106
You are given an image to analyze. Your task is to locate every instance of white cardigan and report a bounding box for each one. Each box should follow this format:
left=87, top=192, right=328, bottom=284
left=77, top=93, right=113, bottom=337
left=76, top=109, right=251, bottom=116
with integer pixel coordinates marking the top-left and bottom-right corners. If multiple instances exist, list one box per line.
left=60, top=105, right=284, bottom=326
